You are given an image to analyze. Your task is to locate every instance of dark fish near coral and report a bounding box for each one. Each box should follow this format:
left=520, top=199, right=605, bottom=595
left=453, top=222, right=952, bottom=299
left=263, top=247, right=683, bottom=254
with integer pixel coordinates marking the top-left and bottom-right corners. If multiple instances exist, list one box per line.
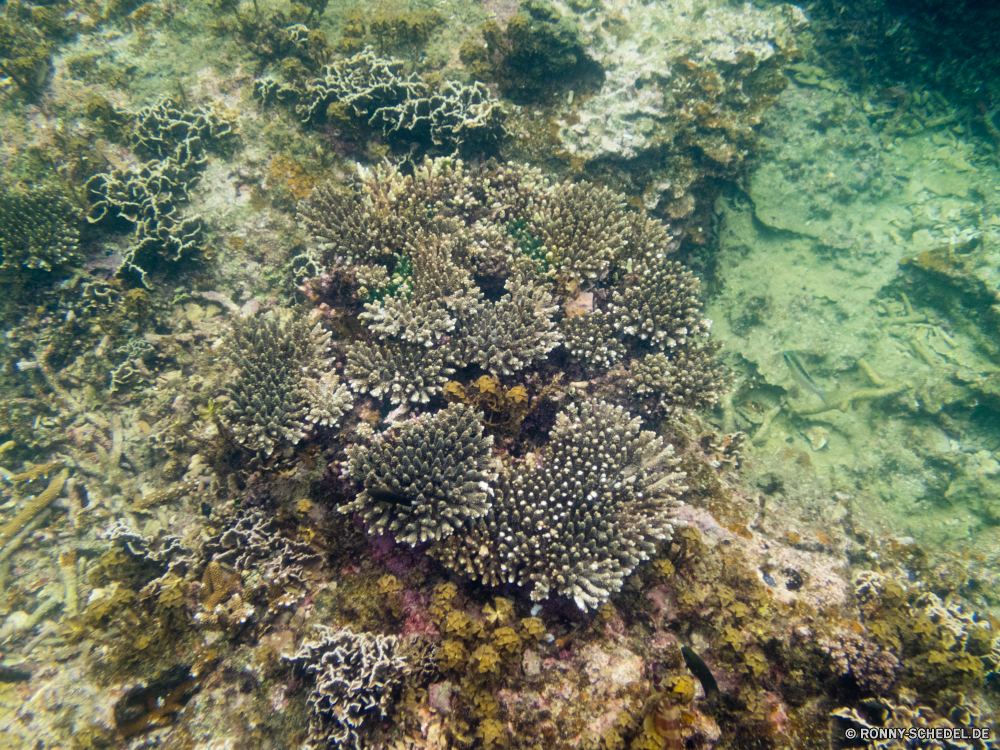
left=782, top=351, right=829, bottom=406
left=681, top=646, right=719, bottom=696
left=0, top=664, right=32, bottom=682
left=367, top=484, right=412, bottom=506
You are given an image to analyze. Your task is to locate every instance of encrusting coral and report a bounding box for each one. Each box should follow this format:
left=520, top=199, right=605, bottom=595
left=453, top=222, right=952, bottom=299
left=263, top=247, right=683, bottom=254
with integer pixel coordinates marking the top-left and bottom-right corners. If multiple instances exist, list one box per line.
left=341, top=403, right=496, bottom=546
left=84, top=96, right=235, bottom=285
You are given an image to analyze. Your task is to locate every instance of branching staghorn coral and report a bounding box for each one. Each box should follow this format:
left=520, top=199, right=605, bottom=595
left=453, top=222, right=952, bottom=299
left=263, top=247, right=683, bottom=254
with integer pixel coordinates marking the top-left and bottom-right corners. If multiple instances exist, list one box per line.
left=628, top=346, right=727, bottom=413
left=303, top=371, right=354, bottom=428
left=531, top=180, right=628, bottom=284
left=0, top=467, right=68, bottom=557
left=296, top=176, right=410, bottom=268
left=345, top=340, right=455, bottom=405
left=0, top=185, right=81, bottom=281
left=429, top=399, right=687, bottom=610
left=608, top=258, right=711, bottom=351
left=297, top=157, right=725, bottom=414
left=562, top=310, right=626, bottom=369
left=59, top=550, right=79, bottom=617
left=341, top=403, right=495, bottom=545
left=460, top=274, right=562, bottom=376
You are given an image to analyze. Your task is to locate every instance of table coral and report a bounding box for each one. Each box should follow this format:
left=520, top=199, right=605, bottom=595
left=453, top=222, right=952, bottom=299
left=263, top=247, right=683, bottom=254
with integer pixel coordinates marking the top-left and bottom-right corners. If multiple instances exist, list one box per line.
left=429, top=398, right=687, bottom=610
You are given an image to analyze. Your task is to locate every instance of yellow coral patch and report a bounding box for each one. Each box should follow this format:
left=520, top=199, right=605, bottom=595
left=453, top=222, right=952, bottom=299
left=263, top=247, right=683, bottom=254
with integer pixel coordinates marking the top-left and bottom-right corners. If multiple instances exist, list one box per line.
left=507, top=385, right=528, bottom=404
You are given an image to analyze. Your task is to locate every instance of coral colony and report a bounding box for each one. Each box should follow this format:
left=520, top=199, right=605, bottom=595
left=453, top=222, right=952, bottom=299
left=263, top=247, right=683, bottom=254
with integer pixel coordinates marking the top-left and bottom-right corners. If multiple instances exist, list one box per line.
left=3, top=0, right=1000, bottom=748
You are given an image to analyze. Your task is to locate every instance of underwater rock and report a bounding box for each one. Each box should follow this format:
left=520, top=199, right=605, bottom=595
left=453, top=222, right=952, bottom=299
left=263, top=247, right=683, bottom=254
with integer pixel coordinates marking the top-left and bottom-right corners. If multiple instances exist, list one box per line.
left=551, top=0, right=807, bottom=222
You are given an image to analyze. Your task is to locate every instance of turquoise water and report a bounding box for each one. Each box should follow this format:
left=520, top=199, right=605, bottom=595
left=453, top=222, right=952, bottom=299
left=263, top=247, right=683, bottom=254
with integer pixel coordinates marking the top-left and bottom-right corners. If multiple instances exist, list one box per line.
left=2, top=0, right=1000, bottom=747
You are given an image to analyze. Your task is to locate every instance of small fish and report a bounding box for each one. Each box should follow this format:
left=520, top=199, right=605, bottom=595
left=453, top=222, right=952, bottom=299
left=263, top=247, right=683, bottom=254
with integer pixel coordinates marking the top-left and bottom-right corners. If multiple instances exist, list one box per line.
left=367, top=484, right=411, bottom=506
left=782, top=351, right=829, bottom=405
left=0, top=664, right=31, bottom=683
left=681, top=646, right=719, bottom=696
left=650, top=697, right=686, bottom=750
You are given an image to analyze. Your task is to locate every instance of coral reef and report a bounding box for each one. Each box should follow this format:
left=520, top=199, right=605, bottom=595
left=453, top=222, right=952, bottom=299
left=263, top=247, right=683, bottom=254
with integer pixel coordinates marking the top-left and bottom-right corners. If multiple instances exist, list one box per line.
left=299, top=157, right=726, bottom=415
left=285, top=626, right=407, bottom=750
left=341, top=403, right=496, bottom=545
left=531, top=180, right=628, bottom=284
left=223, top=312, right=334, bottom=458
left=430, top=399, right=687, bottom=610
left=0, top=467, right=68, bottom=557
left=545, top=0, right=806, bottom=227
left=0, top=184, right=81, bottom=287
left=6, top=2, right=1000, bottom=750
left=127, top=96, right=235, bottom=162
left=255, top=47, right=506, bottom=156
left=0, top=1, right=61, bottom=98
left=833, top=695, right=997, bottom=750
left=459, top=274, right=561, bottom=376
left=84, top=97, right=235, bottom=285
left=201, top=509, right=322, bottom=613
left=345, top=340, right=456, bottom=405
